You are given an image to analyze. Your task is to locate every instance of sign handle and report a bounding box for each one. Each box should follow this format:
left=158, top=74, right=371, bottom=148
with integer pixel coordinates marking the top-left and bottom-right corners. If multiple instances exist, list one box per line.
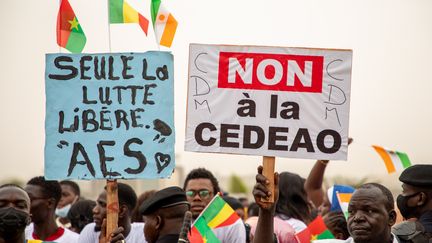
left=106, top=179, right=119, bottom=240
left=261, top=156, right=275, bottom=202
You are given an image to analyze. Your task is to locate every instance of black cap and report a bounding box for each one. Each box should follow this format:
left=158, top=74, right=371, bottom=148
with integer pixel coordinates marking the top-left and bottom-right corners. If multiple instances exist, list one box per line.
left=139, top=186, right=189, bottom=215
left=399, top=164, right=432, bottom=187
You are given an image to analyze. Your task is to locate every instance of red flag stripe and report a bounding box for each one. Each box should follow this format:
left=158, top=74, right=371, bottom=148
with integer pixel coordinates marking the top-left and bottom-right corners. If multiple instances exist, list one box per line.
left=215, top=212, right=240, bottom=228
left=188, top=227, right=205, bottom=243
left=57, top=0, right=75, bottom=47
left=295, top=228, right=311, bottom=243
left=138, top=14, right=149, bottom=35
left=58, top=0, right=75, bottom=30
left=308, top=215, right=328, bottom=235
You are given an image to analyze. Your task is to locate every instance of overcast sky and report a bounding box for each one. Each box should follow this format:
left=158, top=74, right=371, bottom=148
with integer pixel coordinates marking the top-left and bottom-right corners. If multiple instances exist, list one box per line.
left=1, top=0, right=431, bottom=184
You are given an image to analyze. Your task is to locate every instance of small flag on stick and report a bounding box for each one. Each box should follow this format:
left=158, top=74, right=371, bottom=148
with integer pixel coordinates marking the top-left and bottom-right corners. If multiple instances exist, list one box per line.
left=151, top=0, right=178, bottom=47
left=372, top=145, right=411, bottom=173
left=295, top=215, right=334, bottom=243
left=109, top=0, right=149, bottom=35
left=336, top=192, right=353, bottom=220
left=56, top=0, right=86, bottom=53
left=189, top=194, right=240, bottom=243
left=329, top=185, right=355, bottom=212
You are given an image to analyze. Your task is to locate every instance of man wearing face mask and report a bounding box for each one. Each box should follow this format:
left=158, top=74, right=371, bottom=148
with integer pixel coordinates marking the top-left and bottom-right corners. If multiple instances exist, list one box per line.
left=393, top=164, right=432, bottom=242
left=56, top=180, right=80, bottom=228
left=0, top=184, right=31, bottom=243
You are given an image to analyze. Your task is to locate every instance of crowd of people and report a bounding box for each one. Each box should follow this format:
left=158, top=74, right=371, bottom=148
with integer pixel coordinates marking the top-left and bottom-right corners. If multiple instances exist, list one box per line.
left=1, top=162, right=432, bottom=243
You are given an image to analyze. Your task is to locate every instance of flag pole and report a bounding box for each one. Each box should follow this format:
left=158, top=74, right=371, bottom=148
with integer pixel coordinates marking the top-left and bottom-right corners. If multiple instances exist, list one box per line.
left=107, top=0, right=112, bottom=52
left=106, top=179, right=118, bottom=240
left=261, top=156, right=275, bottom=203
left=150, top=0, right=160, bottom=51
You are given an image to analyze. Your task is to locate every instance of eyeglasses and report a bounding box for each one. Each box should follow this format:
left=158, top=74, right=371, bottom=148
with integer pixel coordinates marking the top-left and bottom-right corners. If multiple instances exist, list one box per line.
left=186, top=189, right=211, bottom=199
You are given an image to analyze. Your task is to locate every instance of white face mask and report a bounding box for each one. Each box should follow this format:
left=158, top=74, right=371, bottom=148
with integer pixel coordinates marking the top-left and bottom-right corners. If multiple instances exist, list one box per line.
left=55, top=203, right=72, bottom=218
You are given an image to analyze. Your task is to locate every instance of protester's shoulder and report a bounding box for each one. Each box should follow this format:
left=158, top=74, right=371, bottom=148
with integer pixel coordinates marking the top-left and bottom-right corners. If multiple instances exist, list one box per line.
left=63, top=227, right=79, bottom=236
left=59, top=227, right=79, bottom=241
left=127, top=222, right=147, bottom=242
left=273, top=216, right=295, bottom=234
left=25, top=222, right=34, bottom=239
left=131, top=222, right=145, bottom=229
left=342, top=237, right=354, bottom=243
left=392, top=221, right=431, bottom=242
left=284, top=217, right=307, bottom=233
left=392, top=221, right=419, bottom=237
left=78, top=222, right=99, bottom=241
left=79, top=222, right=97, bottom=234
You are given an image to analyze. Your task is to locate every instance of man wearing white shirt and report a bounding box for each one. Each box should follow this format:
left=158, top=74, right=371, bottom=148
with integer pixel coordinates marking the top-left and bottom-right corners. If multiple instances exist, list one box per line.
left=78, top=183, right=146, bottom=243
left=24, top=176, right=78, bottom=242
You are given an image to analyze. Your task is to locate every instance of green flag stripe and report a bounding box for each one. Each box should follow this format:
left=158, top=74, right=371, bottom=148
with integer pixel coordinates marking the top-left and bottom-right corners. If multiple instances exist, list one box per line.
left=65, top=31, right=86, bottom=53
left=151, top=0, right=161, bottom=24
left=202, top=196, right=225, bottom=221
left=396, top=152, right=411, bottom=168
left=194, top=217, right=220, bottom=242
left=110, top=0, right=124, bottom=23
left=317, top=229, right=335, bottom=239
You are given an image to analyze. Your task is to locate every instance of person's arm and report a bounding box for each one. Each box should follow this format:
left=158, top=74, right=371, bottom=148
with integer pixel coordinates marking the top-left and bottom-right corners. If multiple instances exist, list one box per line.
left=304, top=159, right=328, bottom=208
left=252, top=165, right=279, bottom=243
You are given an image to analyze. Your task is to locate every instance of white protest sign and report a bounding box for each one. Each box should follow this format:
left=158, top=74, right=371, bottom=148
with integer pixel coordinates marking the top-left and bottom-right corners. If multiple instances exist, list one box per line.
left=185, top=44, right=352, bottom=160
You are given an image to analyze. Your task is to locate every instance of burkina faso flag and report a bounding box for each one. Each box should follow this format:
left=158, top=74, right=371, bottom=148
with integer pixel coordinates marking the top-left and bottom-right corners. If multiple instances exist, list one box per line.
left=56, top=0, right=86, bottom=53
left=295, top=215, right=334, bottom=243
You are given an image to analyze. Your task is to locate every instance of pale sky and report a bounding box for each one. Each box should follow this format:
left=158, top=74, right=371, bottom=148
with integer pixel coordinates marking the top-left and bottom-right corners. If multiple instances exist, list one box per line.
left=1, top=0, right=431, bottom=184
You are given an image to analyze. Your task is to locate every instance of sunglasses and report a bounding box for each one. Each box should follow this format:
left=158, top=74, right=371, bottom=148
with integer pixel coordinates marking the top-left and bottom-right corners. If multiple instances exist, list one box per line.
left=186, top=189, right=212, bottom=199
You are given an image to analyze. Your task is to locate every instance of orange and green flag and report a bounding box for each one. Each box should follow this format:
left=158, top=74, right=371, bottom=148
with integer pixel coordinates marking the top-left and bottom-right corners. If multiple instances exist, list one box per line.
left=336, top=192, right=353, bottom=220
left=109, top=0, right=149, bottom=35
left=372, top=145, right=411, bottom=174
left=56, top=0, right=86, bottom=53
left=295, top=215, right=334, bottom=243
left=151, top=0, right=178, bottom=47
left=188, top=194, right=240, bottom=243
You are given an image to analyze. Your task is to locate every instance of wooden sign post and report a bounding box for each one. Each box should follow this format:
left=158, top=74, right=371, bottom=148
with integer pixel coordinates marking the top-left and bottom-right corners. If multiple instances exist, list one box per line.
left=262, top=156, right=275, bottom=202
left=106, top=180, right=119, bottom=240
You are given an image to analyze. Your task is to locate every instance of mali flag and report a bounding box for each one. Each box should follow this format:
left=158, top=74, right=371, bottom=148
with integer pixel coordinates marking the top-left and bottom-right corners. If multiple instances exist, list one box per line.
left=295, top=215, right=334, bottom=243
left=57, top=0, right=86, bottom=53
left=189, top=195, right=240, bottom=243
left=109, top=0, right=149, bottom=35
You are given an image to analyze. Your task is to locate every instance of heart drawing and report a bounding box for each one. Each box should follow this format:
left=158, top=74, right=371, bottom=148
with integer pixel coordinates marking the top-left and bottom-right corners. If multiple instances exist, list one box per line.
left=155, top=152, right=171, bottom=173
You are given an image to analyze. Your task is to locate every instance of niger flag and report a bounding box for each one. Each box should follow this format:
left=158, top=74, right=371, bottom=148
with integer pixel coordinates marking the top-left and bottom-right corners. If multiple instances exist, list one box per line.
left=56, top=0, right=86, bottom=53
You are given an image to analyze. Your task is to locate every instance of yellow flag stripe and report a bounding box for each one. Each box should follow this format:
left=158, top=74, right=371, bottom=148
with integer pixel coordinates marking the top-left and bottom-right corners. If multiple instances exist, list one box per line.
left=123, top=2, right=139, bottom=23
left=207, top=204, right=234, bottom=228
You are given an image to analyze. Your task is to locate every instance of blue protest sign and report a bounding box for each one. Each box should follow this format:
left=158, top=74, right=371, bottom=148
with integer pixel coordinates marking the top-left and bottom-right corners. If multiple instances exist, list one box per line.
left=45, top=52, right=175, bottom=180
